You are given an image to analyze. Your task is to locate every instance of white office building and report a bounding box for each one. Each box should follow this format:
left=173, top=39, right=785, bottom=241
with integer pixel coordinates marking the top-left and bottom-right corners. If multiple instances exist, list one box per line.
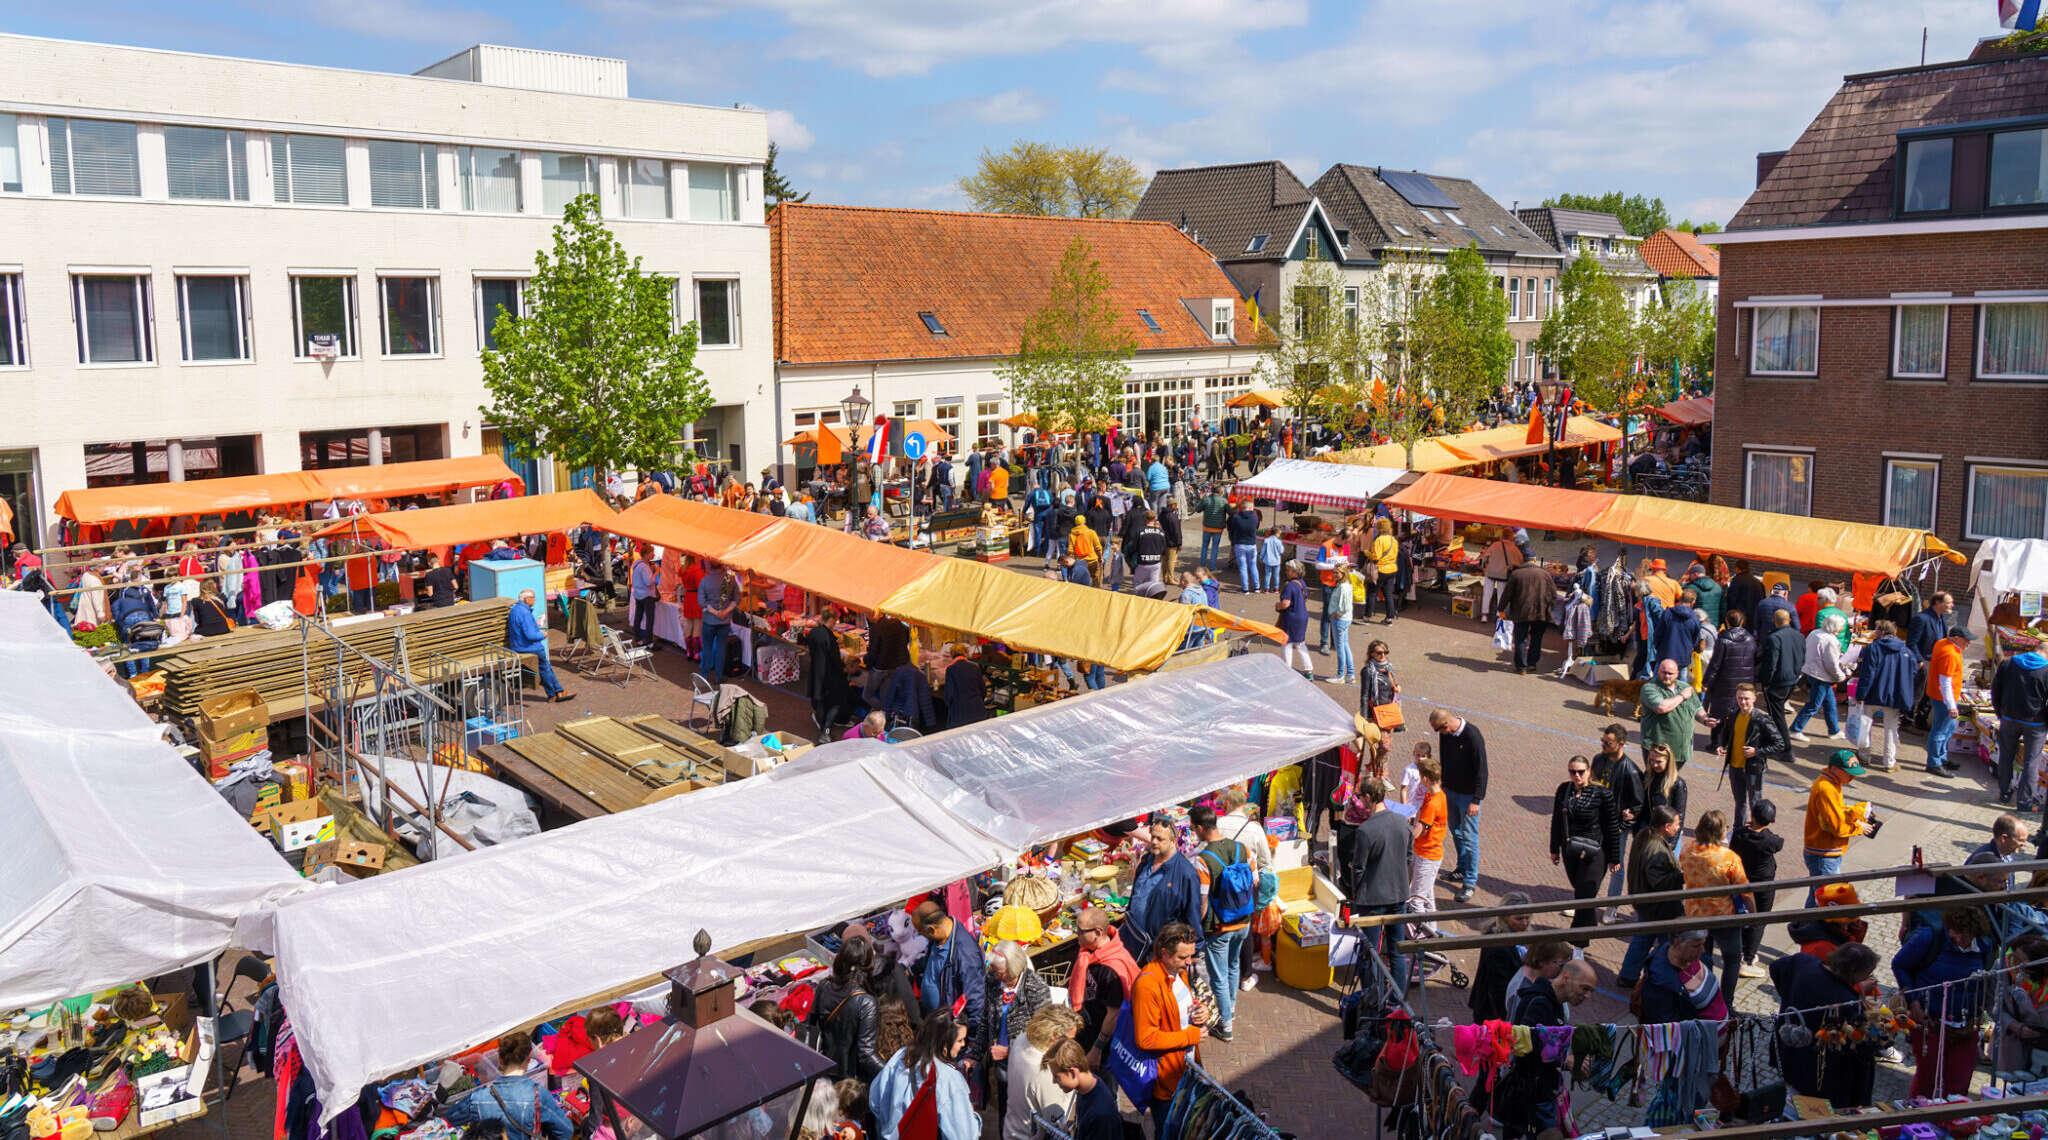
left=0, top=36, right=773, bottom=545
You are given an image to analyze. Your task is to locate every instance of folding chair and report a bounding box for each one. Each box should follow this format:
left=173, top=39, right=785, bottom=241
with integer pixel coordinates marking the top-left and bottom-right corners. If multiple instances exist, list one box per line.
left=594, top=626, right=654, bottom=687
left=687, top=671, right=722, bottom=733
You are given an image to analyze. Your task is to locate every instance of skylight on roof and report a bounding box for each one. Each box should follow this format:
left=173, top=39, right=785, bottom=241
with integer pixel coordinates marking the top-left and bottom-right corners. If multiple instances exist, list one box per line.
left=1490, top=223, right=1505, bottom=236
left=1419, top=209, right=1441, bottom=224
left=919, top=311, right=947, bottom=336
left=1445, top=211, right=1464, bottom=225
left=1393, top=224, right=1412, bottom=237
left=1137, top=309, right=1163, bottom=334
left=1245, top=234, right=1270, bottom=253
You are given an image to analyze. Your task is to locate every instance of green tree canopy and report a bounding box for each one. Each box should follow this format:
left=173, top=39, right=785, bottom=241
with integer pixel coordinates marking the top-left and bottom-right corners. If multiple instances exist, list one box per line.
left=1259, top=253, right=1376, bottom=454
left=998, top=237, right=1134, bottom=435
left=1673, top=218, right=1722, bottom=234
left=1534, top=250, right=1639, bottom=412
left=1398, top=244, right=1513, bottom=453
left=764, top=142, right=808, bottom=205
left=1542, top=191, right=1671, bottom=237
left=1640, top=278, right=1716, bottom=388
left=961, top=142, right=1145, bottom=218
left=479, top=193, right=710, bottom=485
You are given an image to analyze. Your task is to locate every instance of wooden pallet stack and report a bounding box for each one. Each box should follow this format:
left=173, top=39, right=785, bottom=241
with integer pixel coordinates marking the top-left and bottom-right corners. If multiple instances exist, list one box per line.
left=154, top=599, right=519, bottom=721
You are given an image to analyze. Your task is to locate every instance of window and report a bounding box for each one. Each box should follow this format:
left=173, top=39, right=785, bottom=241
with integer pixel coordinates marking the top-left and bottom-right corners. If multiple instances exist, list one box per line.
left=623, top=157, right=671, bottom=220
left=1343, top=286, right=1359, bottom=332
left=918, top=311, right=947, bottom=336
left=891, top=400, right=921, bottom=420
left=1750, top=304, right=1819, bottom=375
left=1525, top=278, right=1537, bottom=319
left=1418, top=209, right=1440, bottom=224
left=934, top=398, right=962, bottom=443
left=47, top=118, right=140, bottom=197
left=1245, top=234, right=1269, bottom=253
left=541, top=153, right=594, bottom=214
left=792, top=408, right=842, bottom=429
left=175, top=276, right=250, bottom=361
left=1445, top=211, right=1464, bottom=226
left=1979, top=302, right=2048, bottom=380
left=0, top=114, right=19, bottom=193
left=1527, top=345, right=1541, bottom=381
left=0, top=274, right=24, bottom=366
left=1989, top=127, right=2048, bottom=209
left=271, top=134, right=348, bottom=205
left=1968, top=464, right=2048, bottom=540
left=1899, top=138, right=1952, bottom=213
left=1489, top=223, right=1504, bottom=237
left=976, top=396, right=1002, bottom=447
left=369, top=141, right=438, bottom=209
left=695, top=279, right=737, bottom=347
left=1392, top=223, right=1412, bottom=237
left=460, top=147, right=521, bottom=213
left=475, top=278, right=523, bottom=351
left=688, top=163, right=738, bottom=222
left=379, top=276, right=440, bottom=356
left=1137, top=308, right=1163, bottom=334
left=1334, top=229, right=1350, bottom=249
left=1507, top=278, right=1519, bottom=318
left=164, top=127, right=249, bottom=201
left=1884, top=458, right=1939, bottom=531
left=1305, top=229, right=1320, bottom=259
left=291, top=276, right=357, bottom=359
left=1745, top=450, right=1812, bottom=516
left=1544, top=278, right=1553, bottom=314
left=1892, top=304, right=1948, bottom=378
left=1211, top=299, right=1234, bottom=340
left=72, top=274, right=152, bottom=364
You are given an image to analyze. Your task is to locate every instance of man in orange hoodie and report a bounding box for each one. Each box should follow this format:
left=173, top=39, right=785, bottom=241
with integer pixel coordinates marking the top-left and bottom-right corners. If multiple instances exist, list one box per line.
left=1131, top=922, right=1205, bottom=1133
left=1802, top=750, right=1874, bottom=903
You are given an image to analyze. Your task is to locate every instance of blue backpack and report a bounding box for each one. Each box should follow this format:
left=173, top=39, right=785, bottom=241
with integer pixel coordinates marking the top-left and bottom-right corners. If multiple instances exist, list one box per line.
left=1200, top=841, right=1257, bottom=927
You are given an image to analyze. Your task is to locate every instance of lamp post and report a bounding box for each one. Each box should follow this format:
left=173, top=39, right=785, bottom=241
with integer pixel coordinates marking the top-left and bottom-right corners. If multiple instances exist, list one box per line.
left=840, top=385, right=870, bottom=528
left=1534, top=378, right=1571, bottom=487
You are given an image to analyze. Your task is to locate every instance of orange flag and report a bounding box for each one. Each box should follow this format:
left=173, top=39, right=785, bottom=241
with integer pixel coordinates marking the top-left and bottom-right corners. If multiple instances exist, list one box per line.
left=1524, top=402, right=1546, bottom=446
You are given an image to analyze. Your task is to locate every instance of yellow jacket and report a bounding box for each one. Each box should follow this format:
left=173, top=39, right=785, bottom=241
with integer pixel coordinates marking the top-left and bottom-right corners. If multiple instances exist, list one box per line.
left=1370, top=533, right=1399, bottom=575
left=1069, top=523, right=1101, bottom=562
left=1803, top=772, right=1867, bottom=857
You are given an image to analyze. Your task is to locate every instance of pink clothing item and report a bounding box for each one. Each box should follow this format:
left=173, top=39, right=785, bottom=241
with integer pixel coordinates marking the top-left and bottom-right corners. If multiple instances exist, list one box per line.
left=240, top=551, right=264, bottom=621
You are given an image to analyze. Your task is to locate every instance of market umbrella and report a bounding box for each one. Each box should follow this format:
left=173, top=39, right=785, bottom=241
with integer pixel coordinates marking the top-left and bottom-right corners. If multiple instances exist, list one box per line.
left=1226, top=389, right=1286, bottom=409
left=1001, top=412, right=1038, bottom=429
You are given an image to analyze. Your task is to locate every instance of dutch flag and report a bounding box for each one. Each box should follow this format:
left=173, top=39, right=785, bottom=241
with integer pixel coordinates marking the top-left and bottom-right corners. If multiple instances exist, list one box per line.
left=866, top=415, right=889, bottom=464
left=2003, top=0, right=2041, bottom=30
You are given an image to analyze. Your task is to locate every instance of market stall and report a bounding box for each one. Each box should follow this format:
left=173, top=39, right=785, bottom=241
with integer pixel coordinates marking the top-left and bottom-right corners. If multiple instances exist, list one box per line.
left=51, top=455, right=524, bottom=528
left=1231, top=458, right=1407, bottom=514
left=302, top=489, right=612, bottom=551
left=1649, top=394, right=1715, bottom=426
left=248, top=653, right=1351, bottom=1121
left=1969, top=537, right=2048, bottom=641
left=1316, top=415, right=1623, bottom=474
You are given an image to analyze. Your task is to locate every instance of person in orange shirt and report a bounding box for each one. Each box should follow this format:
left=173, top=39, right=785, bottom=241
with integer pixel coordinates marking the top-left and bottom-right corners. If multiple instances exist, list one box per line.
left=987, top=461, right=1011, bottom=506
left=1409, top=754, right=1448, bottom=934
left=1130, top=923, right=1205, bottom=1134
left=1925, top=627, right=1972, bottom=777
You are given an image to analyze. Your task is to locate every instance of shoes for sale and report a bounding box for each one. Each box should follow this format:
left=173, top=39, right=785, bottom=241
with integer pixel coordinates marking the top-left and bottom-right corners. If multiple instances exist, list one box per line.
left=88, top=1072, right=132, bottom=1132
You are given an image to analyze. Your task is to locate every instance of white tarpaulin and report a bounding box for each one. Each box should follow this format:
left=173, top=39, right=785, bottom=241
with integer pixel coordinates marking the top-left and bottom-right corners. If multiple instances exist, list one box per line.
left=0, top=592, right=304, bottom=1011
left=250, top=756, right=1009, bottom=1119
left=1232, top=459, right=1407, bottom=512
left=1969, top=538, right=2048, bottom=633
left=793, top=653, right=1357, bottom=851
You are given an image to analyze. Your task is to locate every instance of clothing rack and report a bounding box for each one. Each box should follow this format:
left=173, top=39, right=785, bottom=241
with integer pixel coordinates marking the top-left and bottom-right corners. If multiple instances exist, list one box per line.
left=1161, top=1062, right=1283, bottom=1140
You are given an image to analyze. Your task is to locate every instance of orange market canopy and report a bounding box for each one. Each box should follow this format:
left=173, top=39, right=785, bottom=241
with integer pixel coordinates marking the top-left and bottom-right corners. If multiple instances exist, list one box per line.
left=1385, top=472, right=1954, bottom=576
left=604, top=497, right=1281, bottom=671
left=1649, top=395, right=1715, bottom=426
left=306, top=490, right=615, bottom=550
left=1316, top=438, right=1476, bottom=473
left=53, top=456, right=524, bottom=525
left=1314, top=416, right=1621, bottom=474
left=1226, top=389, right=1287, bottom=409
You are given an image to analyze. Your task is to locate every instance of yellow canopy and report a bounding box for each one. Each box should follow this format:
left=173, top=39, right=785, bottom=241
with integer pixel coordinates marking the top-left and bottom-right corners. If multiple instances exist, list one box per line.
left=1316, top=439, right=1475, bottom=473
left=1226, top=389, right=1287, bottom=409
left=1314, top=415, right=1620, bottom=473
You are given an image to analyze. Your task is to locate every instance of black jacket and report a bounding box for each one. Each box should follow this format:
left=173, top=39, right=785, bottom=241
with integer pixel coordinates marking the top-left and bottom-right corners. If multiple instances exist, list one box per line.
left=1348, top=810, right=1412, bottom=907
left=1724, top=574, right=1766, bottom=627
left=1711, top=704, right=1787, bottom=764
left=1437, top=720, right=1488, bottom=802
left=1123, top=524, right=1168, bottom=567
left=1593, top=752, right=1646, bottom=829
left=867, top=615, right=913, bottom=672
left=1701, top=627, right=1757, bottom=718
left=1627, top=831, right=1685, bottom=921
left=1771, top=953, right=1877, bottom=1109
left=1549, top=783, right=1622, bottom=865
left=1730, top=825, right=1783, bottom=885
left=1050, top=505, right=1078, bottom=541
left=806, top=979, right=882, bottom=1080
left=1083, top=500, right=1113, bottom=538
left=942, top=659, right=988, bottom=729
left=1469, top=945, right=1523, bottom=1022
left=804, top=622, right=856, bottom=710
left=1993, top=656, right=2048, bottom=725
left=1643, top=774, right=1687, bottom=832
left=1758, top=625, right=1807, bottom=692
left=1158, top=505, right=1183, bottom=550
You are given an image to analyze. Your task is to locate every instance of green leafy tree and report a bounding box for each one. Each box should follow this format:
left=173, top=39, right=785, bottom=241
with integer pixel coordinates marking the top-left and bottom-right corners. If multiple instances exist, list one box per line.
left=1398, top=244, right=1513, bottom=457
left=961, top=142, right=1144, bottom=218
left=998, top=237, right=1134, bottom=436
left=2001, top=24, right=2048, bottom=54
left=764, top=142, right=808, bottom=205
left=1535, top=250, right=1639, bottom=413
left=1260, top=253, right=1374, bottom=455
left=1640, top=278, right=1716, bottom=390
left=480, top=193, right=711, bottom=503
left=1543, top=191, right=1671, bottom=237
left=1674, top=218, right=1722, bottom=234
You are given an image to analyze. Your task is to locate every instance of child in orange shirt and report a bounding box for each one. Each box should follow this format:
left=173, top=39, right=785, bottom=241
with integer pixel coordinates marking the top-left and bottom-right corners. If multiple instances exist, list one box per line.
left=1410, top=754, right=1448, bottom=934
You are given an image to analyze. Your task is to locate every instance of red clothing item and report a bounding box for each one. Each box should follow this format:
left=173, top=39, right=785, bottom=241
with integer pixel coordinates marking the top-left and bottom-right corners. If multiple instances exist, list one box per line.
left=1797, top=592, right=1822, bottom=634
left=681, top=562, right=705, bottom=619
left=1067, top=925, right=1141, bottom=1011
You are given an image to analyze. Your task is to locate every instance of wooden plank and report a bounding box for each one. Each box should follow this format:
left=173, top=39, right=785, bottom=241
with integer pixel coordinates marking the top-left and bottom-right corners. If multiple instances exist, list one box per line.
left=502, top=732, right=658, bottom=815
left=485, top=742, right=607, bottom=822
left=554, top=716, right=697, bottom=786
left=618, top=714, right=744, bottom=781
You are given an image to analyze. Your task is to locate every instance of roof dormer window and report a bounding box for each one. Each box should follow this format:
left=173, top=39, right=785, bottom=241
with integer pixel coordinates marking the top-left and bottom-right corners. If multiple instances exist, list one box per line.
left=1245, top=234, right=1270, bottom=253
left=919, top=311, right=947, bottom=336
left=1210, top=299, right=1234, bottom=340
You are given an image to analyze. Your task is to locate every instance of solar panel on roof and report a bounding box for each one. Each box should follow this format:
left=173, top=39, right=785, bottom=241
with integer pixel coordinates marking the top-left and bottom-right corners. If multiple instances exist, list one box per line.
left=1381, top=169, right=1459, bottom=209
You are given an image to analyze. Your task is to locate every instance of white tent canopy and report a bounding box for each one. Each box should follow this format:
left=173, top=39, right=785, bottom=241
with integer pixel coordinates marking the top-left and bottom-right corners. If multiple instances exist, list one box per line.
left=1969, top=538, right=2048, bottom=633
left=0, top=593, right=304, bottom=1011
left=254, top=654, right=1351, bottom=1119
left=1232, top=458, right=1406, bottom=512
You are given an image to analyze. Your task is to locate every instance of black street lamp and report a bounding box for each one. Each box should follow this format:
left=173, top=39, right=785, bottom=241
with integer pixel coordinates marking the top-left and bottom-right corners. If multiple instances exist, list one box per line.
left=840, top=385, right=870, bottom=527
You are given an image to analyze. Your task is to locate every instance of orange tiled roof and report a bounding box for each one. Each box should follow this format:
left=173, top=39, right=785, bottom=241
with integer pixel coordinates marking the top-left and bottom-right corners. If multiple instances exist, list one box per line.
left=1640, top=228, right=1720, bottom=279
left=768, top=202, right=1250, bottom=366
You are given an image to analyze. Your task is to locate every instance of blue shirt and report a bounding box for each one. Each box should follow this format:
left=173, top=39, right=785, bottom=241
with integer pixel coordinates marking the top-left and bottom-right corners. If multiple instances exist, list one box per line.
left=870, top=1051, right=977, bottom=1140
left=629, top=560, right=657, bottom=601
left=1260, top=535, right=1284, bottom=565
left=506, top=601, right=548, bottom=654
left=1146, top=461, right=1170, bottom=492
left=699, top=571, right=731, bottom=627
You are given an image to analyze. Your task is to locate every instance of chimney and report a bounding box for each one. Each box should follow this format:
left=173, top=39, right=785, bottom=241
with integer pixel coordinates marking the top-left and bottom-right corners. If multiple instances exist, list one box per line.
left=664, top=929, right=739, bottom=1029
left=1756, top=150, right=1788, bottom=188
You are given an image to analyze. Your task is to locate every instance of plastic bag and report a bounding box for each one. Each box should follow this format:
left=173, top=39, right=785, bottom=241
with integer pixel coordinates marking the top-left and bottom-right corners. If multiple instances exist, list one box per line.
left=1845, top=706, right=1873, bottom=749
left=1492, top=619, right=1514, bottom=651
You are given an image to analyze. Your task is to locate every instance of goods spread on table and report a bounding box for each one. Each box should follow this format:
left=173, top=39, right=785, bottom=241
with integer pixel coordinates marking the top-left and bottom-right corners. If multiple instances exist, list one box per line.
left=0, top=989, right=215, bottom=1139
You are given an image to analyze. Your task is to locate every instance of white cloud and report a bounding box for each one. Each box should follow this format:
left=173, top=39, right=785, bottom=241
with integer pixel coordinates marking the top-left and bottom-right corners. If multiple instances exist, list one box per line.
left=764, top=109, right=814, bottom=151
left=951, top=89, right=1051, bottom=125
left=302, top=0, right=509, bottom=45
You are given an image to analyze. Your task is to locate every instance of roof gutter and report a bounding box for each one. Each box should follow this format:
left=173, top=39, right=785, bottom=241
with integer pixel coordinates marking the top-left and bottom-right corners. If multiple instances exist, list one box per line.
left=1706, top=214, right=2048, bottom=244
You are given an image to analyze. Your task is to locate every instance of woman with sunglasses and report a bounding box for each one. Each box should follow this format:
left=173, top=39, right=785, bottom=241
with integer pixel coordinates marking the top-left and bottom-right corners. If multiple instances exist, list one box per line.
left=1548, top=754, right=1622, bottom=931
left=1360, top=639, right=1401, bottom=731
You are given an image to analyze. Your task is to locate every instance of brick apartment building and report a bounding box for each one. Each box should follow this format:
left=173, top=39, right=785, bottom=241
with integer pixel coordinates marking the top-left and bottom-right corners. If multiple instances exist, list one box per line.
left=1709, top=40, right=2048, bottom=557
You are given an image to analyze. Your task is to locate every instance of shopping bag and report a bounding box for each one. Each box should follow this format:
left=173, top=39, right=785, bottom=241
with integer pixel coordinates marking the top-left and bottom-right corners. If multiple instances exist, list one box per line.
left=1371, top=702, right=1405, bottom=731
left=1103, top=1000, right=1161, bottom=1105
left=1845, top=707, right=1873, bottom=750
left=1492, top=619, right=1514, bottom=651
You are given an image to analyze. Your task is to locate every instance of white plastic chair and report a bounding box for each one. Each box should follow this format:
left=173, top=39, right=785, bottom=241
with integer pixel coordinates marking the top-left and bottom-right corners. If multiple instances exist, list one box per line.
left=688, top=671, right=721, bottom=732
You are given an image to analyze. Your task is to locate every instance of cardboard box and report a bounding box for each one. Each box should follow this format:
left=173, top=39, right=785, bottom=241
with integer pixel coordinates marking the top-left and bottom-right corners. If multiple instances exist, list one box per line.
left=304, top=839, right=386, bottom=876
left=260, top=800, right=336, bottom=851
left=201, top=724, right=267, bottom=759
left=205, top=743, right=268, bottom=782
left=197, top=689, right=268, bottom=741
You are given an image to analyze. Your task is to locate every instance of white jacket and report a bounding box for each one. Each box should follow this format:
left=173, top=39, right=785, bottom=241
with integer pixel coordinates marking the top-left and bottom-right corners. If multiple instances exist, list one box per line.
left=1802, top=627, right=1848, bottom=684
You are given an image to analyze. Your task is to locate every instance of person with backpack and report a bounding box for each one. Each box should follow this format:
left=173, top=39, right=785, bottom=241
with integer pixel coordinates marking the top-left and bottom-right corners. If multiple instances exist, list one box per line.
left=1188, top=806, right=1256, bottom=1042
left=869, top=1010, right=978, bottom=1140
left=1025, top=482, right=1055, bottom=562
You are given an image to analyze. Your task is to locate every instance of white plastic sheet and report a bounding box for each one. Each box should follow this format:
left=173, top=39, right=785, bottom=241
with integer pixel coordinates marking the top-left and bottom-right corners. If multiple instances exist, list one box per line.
left=800, top=653, right=1358, bottom=851
left=251, top=755, right=1009, bottom=1119
left=1968, top=538, right=2048, bottom=633
left=1232, top=459, right=1407, bottom=512
left=0, top=592, right=304, bottom=1011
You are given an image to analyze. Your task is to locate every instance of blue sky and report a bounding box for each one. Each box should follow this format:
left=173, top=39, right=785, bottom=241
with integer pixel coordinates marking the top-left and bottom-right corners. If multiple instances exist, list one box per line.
left=4, top=0, right=2007, bottom=225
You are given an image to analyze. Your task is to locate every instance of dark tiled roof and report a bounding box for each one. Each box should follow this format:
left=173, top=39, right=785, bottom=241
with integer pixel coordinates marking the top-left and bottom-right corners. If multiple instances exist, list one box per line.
left=1311, top=165, right=1558, bottom=259
left=1729, top=52, right=2048, bottom=230
left=1517, top=207, right=1654, bottom=278
left=1132, top=161, right=1316, bottom=262
left=768, top=203, right=1248, bottom=365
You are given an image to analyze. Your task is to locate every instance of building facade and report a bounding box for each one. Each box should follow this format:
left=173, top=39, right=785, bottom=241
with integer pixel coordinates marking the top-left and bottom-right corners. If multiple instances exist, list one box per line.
left=1708, top=41, right=2048, bottom=550
left=0, top=35, right=772, bottom=546
left=1515, top=206, right=1659, bottom=317
left=1640, top=227, right=1721, bottom=306
left=768, top=204, right=1265, bottom=456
